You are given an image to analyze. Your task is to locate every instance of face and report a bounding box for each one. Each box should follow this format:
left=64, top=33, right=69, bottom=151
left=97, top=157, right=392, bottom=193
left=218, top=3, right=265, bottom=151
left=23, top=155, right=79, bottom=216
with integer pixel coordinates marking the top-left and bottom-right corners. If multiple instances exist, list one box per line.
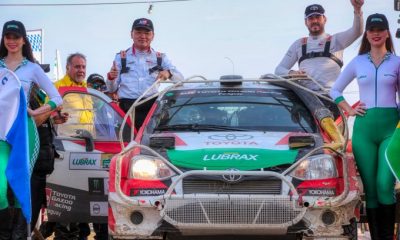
left=66, top=56, right=86, bottom=83
left=131, top=28, right=154, bottom=51
left=366, top=28, right=388, bottom=48
left=88, top=81, right=106, bottom=92
left=3, top=33, right=25, bottom=54
left=305, top=14, right=326, bottom=36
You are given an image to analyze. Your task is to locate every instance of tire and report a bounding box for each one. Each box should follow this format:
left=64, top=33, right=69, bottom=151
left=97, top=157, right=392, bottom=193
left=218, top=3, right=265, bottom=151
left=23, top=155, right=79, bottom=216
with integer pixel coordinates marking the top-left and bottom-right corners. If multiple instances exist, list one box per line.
left=342, top=218, right=358, bottom=240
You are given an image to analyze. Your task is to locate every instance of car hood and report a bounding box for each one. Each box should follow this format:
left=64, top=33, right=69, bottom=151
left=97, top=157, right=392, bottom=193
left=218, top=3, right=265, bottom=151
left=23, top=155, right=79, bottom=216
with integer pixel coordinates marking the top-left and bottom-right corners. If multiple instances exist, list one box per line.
left=152, top=131, right=314, bottom=170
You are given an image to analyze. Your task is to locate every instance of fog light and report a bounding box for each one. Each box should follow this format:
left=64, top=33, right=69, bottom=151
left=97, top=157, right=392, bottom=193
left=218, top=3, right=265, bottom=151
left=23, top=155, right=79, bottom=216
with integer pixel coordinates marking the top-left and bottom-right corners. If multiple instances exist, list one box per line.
left=130, top=211, right=144, bottom=225
left=321, top=210, right=336, bottom=226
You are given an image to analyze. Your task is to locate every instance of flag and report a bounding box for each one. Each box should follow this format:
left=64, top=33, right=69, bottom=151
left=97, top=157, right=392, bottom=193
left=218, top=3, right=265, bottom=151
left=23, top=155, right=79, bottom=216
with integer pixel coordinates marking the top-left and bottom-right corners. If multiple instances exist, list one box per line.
left=0, top=69, right=31, bottom=221
left=27, top=29, right=43, bottom=64
left=386, top=122, right=400, bottom=181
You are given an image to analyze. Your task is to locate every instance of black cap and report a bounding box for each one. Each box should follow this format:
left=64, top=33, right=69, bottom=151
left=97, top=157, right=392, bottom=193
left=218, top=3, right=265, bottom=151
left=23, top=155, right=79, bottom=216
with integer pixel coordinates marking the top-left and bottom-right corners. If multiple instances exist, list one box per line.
left=2, top=20, right=27, bottom=37
left=366, top=13, right=389, bottom=30
left=304, top=4, right=325, bottom=19
left=87, top=73, right=105, bottom=85
left=132, top=18, right=154, bottom=32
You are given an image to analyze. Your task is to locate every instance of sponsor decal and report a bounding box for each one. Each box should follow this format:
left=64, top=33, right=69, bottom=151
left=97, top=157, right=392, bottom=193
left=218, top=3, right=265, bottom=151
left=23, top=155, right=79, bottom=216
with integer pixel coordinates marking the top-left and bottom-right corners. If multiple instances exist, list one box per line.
left=205, top=141, right=258, bottom=146
left=203, top=153, right=258, bottom=161
left=303, top=188, right=336, bottom=196
left=47, top=209, right=61, bottom=217
left=131, top=188, right=166, bottom=196
left=48, top=190, right=76, bottom=212
left=167, top=148, right=298, bottom=170
left=101, top=154, right=113, bottom=169
left=88, top=178, right=105, bottom=195
left=89, top=201, right=108, bottom=216
left=69, top=152, right=101, bottom=170
left=208, top=134, right=253, bottom=141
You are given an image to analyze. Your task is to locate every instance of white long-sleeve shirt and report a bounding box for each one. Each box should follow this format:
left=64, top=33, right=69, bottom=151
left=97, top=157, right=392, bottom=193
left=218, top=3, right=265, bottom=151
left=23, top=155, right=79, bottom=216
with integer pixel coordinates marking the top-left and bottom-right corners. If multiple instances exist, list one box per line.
left=107, top=47, right=184, bottom=99
left=275, top=12, right=363, bottom=89
left=330, top=53, right=400, bottom=109
left=0, top=59, right=62, bottom=106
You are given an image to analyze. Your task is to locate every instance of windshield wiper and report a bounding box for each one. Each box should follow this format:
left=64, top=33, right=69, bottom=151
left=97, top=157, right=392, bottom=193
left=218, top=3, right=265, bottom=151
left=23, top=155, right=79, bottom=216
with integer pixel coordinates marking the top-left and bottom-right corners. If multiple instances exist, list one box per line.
left=154, top=124, right=200, bottom=131
left=154, top=124, right=248, bottom=132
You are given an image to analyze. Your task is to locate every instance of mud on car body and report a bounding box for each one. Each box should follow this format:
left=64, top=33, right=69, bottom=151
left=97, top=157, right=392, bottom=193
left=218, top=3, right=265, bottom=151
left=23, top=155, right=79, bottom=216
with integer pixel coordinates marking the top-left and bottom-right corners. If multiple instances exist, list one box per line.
left=108, top=76, right=362, bottom=240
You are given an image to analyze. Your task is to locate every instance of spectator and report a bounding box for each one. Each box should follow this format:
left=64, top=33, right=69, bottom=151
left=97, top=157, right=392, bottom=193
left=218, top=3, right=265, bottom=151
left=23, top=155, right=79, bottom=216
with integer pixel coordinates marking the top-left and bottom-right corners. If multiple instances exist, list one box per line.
left=106, top=18, right=183, bottom=130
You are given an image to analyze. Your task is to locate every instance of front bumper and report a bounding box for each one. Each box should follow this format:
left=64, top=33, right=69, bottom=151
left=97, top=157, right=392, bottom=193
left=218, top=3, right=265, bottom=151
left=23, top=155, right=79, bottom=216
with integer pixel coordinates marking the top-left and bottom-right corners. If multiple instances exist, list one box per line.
left=109, top=145, right=360, bottom=239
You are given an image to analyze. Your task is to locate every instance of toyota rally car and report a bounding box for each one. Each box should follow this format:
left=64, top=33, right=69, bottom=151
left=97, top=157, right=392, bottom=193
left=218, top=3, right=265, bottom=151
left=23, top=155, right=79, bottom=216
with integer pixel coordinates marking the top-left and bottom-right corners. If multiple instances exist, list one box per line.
left=45, top=86, right=131, bottom=224
left=108, top=75, right=362, bottom=240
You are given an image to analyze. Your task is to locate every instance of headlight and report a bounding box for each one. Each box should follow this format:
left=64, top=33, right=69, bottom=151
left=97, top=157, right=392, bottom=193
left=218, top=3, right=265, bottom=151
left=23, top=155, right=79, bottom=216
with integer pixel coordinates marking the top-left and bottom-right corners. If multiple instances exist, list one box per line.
left=289, top=154, right=337, bottom=180
left=129, top=155, right=175, bottom=180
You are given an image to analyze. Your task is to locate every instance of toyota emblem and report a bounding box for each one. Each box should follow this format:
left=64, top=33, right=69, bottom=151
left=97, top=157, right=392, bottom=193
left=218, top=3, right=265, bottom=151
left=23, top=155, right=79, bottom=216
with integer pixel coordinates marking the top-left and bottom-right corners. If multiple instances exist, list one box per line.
left=222, top=168, right=242, bottom=183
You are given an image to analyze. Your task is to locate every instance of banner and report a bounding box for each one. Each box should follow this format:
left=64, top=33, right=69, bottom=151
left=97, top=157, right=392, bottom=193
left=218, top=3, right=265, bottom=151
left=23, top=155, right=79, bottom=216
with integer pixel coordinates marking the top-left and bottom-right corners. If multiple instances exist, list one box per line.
left=27, top=29, right=43, bottom=64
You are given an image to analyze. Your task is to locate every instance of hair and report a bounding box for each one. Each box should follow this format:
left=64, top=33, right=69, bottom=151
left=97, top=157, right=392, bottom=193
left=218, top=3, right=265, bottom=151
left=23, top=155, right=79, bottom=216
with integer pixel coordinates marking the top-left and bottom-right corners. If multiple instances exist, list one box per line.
left=66, top=52, right=86, bottom=66
left=0, top=35, right=35, bottom=62
left=358, top=30, right=395, bottom=55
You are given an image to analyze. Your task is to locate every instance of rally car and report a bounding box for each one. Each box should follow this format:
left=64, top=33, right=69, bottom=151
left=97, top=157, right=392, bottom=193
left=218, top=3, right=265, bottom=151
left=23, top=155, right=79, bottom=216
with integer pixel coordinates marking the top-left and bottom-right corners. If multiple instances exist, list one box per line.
left=108, top=76, right=362, bottom=240
left=45, top=86, right=131, bottom=224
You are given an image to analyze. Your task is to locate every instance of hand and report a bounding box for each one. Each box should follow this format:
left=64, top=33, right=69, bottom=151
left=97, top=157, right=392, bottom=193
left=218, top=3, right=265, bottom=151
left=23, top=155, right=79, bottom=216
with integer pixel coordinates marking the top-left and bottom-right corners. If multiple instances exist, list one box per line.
left=350, top=0, right=363, bottom=13
left=108, top=61, right=119, bottom=81
left=53, top=112, right=69, bottom=124
left=348, top=102, right=366, bottom=116
left=27, top=108, right=35, bottom=116
left=157, top=70, right=171, bottom=81
left=289, top=70, right=306, bottom=75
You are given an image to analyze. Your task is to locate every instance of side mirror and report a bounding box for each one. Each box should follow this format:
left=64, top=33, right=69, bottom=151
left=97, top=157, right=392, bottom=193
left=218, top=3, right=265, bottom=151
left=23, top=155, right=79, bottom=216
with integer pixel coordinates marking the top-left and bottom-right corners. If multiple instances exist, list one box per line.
left=288, top=135, right=315, bottom=149
left=74, top=129, right=94, bottom=152
left=395, top=0, right=400, bottom=11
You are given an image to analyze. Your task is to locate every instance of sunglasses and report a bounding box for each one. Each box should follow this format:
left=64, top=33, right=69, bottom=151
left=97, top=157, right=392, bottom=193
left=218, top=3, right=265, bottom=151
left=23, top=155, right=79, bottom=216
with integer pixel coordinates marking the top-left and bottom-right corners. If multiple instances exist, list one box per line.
left=91, top=82, right=107, bottom=92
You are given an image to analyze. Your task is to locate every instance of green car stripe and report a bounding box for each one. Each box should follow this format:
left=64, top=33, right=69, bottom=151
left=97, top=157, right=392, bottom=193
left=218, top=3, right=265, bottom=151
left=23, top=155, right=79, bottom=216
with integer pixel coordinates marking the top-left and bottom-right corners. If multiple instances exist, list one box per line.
left=167, top=148, right=298, bottom=170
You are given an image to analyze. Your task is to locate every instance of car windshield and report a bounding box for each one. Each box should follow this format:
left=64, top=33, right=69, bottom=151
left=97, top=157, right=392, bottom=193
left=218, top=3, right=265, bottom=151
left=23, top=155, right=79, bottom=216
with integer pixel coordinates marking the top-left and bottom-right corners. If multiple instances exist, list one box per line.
left=154, top=88, right=316, bottom=132
left=57, top=92, right=129, bottom=141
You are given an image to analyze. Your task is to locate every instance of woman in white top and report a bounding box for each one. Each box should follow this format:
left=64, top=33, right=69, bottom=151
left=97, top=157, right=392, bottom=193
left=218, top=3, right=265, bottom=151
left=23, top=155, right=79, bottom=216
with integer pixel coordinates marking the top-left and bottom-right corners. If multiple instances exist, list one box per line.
left=0, top=20, right=62, bottom=238
left=330, top=13, right=399, bottom=240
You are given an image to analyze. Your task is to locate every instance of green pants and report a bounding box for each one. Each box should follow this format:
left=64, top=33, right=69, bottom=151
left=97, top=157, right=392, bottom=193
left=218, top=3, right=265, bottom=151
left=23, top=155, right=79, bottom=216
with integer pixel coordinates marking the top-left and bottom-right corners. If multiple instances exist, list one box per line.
left=0, top=141, right=10, bottom=210
left=352, top=108, right=398, bottom=208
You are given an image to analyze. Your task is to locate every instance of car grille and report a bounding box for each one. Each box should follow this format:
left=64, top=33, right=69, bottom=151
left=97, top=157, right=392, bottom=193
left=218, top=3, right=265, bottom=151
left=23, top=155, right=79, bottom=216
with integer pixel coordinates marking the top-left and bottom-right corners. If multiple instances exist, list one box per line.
left=162, top=196, right=305, bottom=227
left=182, top=179, right=282, bottom=195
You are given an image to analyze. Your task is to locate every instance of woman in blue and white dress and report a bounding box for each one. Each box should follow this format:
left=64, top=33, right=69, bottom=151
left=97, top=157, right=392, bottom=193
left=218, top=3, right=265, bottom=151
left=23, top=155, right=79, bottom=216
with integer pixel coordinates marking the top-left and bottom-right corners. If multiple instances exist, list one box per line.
left=0, top=20, right=62, bottom=238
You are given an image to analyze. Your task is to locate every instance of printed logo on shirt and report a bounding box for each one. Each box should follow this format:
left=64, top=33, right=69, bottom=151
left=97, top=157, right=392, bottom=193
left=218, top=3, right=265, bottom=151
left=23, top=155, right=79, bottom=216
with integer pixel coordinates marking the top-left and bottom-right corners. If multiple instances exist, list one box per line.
left=1, top=77, right=7, bottom=85
left=384, top=73, right=396, bottom=78
left=146, top=59, right=156, bottom=65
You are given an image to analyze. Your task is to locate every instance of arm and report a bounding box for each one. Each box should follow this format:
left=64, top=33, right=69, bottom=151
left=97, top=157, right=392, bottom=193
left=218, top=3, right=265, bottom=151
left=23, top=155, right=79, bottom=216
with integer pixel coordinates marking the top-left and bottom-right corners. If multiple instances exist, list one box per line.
left=330, top=58, right=365, bottom=116
left=31, top=65, right=62, bottom=116
left=275, top=40, right=302, bottom=75
left=160, top=53, right=184, bottom=81
left=332, top=0, right=364, bottom=50
left=106, top=53, right=121, bottom=93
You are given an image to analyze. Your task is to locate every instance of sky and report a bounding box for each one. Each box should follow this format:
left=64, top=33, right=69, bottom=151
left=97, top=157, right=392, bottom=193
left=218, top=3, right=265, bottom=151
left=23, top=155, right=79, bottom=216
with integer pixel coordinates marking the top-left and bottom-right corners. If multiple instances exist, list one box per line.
left=0, top=0, right=397, bottom=81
